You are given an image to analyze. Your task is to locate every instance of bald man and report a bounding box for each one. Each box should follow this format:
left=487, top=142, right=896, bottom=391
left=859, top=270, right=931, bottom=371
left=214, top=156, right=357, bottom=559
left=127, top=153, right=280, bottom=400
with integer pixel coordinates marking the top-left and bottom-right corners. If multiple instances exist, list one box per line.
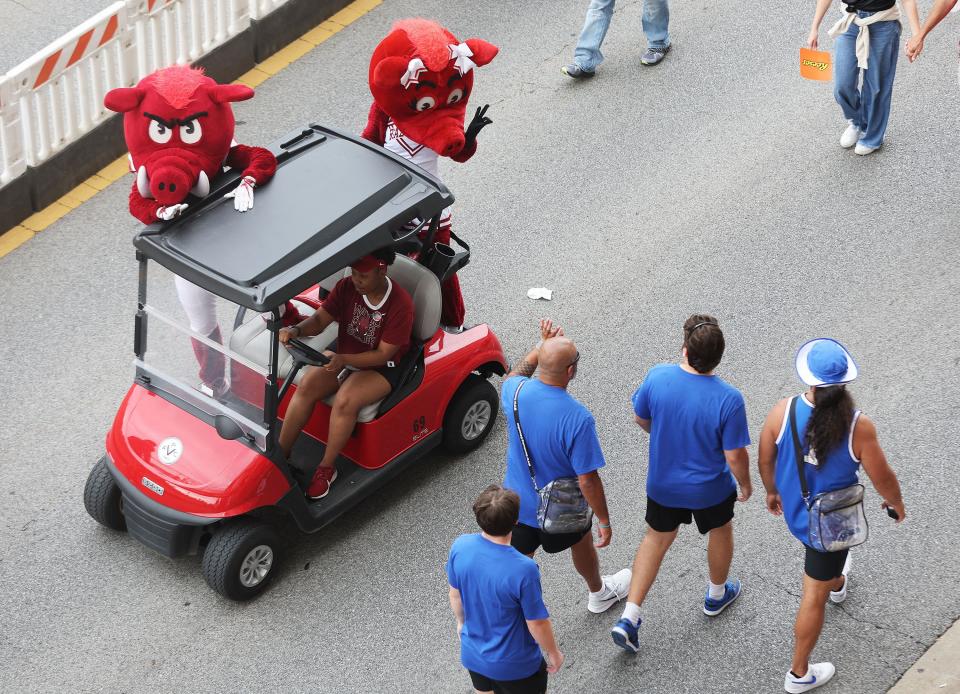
left=501, top=319, right=631, bottom=614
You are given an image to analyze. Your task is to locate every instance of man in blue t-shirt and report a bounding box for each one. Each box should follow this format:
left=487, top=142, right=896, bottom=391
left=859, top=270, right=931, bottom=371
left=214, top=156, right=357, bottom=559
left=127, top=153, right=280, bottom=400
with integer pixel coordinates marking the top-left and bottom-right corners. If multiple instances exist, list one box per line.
left=611, top=314, right=753, bottom=655
left=447, top=485, right=563, bottom=693
left=501, top=320, right=632, bottom=615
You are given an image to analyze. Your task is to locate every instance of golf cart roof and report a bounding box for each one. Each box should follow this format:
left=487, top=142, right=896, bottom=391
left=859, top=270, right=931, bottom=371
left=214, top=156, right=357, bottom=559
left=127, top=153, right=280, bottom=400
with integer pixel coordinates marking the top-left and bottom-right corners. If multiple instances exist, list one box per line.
left=133, top=123, right=454, bottom=311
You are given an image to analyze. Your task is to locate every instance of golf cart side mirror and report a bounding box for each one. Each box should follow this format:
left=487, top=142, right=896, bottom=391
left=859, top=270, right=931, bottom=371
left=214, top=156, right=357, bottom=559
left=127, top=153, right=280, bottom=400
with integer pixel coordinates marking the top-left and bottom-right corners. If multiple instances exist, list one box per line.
left=214, top=414, right=247, bottom=441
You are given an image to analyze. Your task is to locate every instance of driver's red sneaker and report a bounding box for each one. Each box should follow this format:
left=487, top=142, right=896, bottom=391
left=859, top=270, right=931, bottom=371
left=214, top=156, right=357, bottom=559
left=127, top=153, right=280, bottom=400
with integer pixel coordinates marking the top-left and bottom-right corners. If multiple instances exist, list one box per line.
left=307, top=465, right=338, bottom=500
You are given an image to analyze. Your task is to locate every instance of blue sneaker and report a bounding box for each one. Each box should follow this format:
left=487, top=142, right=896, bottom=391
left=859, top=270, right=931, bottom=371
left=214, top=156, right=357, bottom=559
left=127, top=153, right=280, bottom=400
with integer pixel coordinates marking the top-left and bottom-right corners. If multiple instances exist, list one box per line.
left=611, top=618, right=640, bottom=653
left=703, top=579, right=741, bottom=616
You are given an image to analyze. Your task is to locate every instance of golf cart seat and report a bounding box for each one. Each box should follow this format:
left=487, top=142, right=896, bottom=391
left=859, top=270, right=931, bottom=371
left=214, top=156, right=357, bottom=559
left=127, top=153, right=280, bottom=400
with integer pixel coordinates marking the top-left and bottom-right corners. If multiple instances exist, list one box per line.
left=228, top=255, right=441, bottom=423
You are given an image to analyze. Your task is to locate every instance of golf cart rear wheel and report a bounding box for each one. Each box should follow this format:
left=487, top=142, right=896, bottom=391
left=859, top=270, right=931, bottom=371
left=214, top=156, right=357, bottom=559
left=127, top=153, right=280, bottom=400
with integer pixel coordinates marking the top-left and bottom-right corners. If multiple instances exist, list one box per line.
left=442, top=375, right=498, bottom=454
left=202, top=520, right=281, bottom=601
left=83, top=456, right=126, bottom=531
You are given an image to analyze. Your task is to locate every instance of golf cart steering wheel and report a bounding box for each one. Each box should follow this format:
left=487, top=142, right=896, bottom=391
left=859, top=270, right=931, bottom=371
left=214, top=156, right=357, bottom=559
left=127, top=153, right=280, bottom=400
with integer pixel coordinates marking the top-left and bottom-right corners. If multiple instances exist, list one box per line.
left=284, top=338, right=331, bottom=366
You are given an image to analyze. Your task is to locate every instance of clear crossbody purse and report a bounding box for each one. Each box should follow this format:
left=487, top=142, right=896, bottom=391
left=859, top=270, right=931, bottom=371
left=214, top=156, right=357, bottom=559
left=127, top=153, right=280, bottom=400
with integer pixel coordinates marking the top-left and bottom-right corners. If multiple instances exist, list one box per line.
left=513, top=380, right=593, bottom=535
left=789, top=397, right=868, bottom=553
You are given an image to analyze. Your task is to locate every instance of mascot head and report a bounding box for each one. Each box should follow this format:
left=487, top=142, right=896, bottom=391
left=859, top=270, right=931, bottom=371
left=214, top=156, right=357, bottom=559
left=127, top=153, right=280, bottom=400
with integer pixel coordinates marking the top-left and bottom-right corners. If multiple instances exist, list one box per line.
left=104, top=66, right=252, bottom=206
left=369, top=19, right=498, bottom=157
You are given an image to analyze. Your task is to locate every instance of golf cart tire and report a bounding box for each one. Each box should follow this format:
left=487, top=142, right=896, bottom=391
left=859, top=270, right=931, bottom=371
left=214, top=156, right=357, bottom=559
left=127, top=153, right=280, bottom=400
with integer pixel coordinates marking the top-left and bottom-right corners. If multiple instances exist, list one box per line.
left=202, top=520, right=281, bottom=601
left=442, top=375, right=499, bottom=454
left=83, top=457, right=126, bottom=531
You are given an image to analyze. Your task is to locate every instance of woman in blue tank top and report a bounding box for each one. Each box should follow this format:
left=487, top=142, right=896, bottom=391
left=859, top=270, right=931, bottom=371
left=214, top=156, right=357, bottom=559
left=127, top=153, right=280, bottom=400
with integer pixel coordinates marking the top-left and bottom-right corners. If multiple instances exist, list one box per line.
left=758, top=338, right=906, bottom=694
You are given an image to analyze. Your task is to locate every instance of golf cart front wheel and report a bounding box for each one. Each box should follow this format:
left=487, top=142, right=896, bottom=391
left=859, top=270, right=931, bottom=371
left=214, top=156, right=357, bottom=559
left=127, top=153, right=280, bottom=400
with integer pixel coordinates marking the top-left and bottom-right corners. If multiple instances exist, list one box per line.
left=201, top=520, right=281, bottom=601
left=443, top=375, right=498, bottom=454
left=83, top=456, right=126, bottom=531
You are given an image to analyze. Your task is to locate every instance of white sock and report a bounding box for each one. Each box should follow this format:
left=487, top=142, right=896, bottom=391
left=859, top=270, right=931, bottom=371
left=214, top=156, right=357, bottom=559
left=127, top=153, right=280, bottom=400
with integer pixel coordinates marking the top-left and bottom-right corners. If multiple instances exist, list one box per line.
left=620, top=601, right=642, bottom=626
left=708, top=582, right=726, bottom=600
left=589, top=577, right=610, bottom=597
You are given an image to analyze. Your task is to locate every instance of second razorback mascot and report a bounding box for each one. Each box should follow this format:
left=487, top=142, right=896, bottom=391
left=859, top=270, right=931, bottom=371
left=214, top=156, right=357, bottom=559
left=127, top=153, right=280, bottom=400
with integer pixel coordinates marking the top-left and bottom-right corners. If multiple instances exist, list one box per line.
left=104, top=66, right=287, bottom=397
left=362, top=19, right=498, bottom=328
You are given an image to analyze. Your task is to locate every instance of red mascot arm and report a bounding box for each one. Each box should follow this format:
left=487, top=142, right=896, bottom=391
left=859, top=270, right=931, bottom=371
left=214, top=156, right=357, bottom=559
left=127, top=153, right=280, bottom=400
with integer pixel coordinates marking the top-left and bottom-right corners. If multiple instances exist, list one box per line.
left=128, top=181, right=163, bottom=224
left=451, top=139, right=478, bottom=164
left=225, top=144, right=278, bottom=186
left=361, top=102, right=389, bottom=145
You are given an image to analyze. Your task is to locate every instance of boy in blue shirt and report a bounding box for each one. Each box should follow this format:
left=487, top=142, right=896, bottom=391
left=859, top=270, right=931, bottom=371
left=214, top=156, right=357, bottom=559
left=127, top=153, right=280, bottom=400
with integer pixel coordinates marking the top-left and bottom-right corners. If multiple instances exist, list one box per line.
left=611, top=315, right=752, bottom=654
left=447, top=485, right=564, bottom=693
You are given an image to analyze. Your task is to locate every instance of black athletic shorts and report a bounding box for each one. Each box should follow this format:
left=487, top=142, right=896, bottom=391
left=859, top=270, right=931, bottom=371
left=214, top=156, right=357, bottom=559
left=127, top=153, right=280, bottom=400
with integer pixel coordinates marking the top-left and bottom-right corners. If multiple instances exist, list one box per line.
left=511, top=522, right=589, bottom=555
left=804, top=545, right=849, bottom=582
left=468, top=660, right=548, bottom=694
left=645, top=492, right=736, bottom=535
left=345, top=363, right=403, bottom=391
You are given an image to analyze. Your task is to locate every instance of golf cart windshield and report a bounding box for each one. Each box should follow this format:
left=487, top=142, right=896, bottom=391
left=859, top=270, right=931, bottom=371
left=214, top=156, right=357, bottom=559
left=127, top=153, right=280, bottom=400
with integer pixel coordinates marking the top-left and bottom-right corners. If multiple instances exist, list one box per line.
left=136, top=260, right=271, bottom=449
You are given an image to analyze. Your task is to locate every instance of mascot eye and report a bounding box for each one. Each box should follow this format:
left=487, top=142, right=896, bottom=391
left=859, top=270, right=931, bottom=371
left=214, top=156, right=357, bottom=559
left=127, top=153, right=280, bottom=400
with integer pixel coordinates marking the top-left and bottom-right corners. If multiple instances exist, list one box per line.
left=415, top=96, right=436, bottom=112
left=179, top=120, right=203, bottom=145
left=447, top=89, right=464, bottom=104
left=148, top=120, right=172, bottom=144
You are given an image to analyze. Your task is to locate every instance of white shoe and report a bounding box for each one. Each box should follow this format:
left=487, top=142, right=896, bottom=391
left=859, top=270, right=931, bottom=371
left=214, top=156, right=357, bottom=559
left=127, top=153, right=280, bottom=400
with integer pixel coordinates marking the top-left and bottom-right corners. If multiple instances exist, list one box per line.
left=829, top=554, right=851, bottom=604
left=840, top=121, right=861, bottom=148
left=785, top=663, right=836, bottom=693
left=587, top=568, right=632, bottom=613
left=854, top=142, right=878, bottom=156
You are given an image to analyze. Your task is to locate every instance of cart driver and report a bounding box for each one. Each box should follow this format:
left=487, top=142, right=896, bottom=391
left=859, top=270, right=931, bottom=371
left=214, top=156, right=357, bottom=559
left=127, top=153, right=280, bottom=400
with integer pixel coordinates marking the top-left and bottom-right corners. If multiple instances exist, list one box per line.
left=278, top=247, right=415, bottom=500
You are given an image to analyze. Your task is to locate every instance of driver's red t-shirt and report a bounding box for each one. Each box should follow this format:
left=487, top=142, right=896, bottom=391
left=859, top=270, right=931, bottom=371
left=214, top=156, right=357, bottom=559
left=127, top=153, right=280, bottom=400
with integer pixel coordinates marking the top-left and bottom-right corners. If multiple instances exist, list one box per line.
left=321, top=277, right=414, bottom=362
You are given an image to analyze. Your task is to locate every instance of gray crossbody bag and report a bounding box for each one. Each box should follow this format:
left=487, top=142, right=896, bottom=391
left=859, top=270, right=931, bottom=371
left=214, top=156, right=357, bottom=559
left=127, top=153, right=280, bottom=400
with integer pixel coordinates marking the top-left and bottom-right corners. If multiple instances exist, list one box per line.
left=513, top=380, right=593, bottom=534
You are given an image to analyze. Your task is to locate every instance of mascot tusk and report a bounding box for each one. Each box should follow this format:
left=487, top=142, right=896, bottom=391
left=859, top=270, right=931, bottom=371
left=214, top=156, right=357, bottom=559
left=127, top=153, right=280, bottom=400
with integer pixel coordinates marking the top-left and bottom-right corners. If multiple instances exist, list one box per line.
left=136, top=165, right=153, bottom=199
left=190, top=170, right=210, bottom=198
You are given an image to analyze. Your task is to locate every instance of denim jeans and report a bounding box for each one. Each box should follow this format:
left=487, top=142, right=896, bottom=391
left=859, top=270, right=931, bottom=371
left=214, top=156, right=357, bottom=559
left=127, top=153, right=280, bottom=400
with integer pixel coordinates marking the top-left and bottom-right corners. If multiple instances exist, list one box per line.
left=573, top=0, right=670, bottom=71
left=833, top=12, right=901, bottom=149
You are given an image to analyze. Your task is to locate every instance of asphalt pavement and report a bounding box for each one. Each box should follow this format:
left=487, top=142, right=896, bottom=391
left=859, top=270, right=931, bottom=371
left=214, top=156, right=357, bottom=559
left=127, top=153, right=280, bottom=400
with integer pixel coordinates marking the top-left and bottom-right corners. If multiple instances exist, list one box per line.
left=1, top=1, right=959, bottom=693
left=0, top=0, right=112, bottom=71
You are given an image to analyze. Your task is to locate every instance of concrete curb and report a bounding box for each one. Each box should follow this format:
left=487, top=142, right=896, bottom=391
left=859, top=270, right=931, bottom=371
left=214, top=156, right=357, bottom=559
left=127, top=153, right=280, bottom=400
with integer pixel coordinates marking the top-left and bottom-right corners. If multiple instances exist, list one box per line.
left=0, top=0, right=353, bottom=241
left=888, top=617, right=960, bottom=693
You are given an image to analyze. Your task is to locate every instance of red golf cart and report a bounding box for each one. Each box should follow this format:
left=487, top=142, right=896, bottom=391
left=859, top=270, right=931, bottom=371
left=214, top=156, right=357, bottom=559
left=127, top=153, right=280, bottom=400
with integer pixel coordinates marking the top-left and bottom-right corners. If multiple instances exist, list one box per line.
left=83, top=123, right=507, bottom=600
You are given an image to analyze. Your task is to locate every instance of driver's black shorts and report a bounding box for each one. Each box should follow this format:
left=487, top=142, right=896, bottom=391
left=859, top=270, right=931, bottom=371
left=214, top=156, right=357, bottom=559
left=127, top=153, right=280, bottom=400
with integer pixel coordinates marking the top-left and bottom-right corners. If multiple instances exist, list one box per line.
left=346, top=363, right=403, bottom=391
left=511, top=522, right=590, bottom=555
left=468, top=660, right=547, bottom=694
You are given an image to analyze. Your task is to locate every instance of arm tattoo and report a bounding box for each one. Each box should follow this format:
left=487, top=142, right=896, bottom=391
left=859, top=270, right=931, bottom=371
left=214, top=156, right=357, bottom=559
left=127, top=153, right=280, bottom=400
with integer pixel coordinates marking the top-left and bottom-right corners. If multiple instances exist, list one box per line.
left=515, top=359, right=536, bottom=377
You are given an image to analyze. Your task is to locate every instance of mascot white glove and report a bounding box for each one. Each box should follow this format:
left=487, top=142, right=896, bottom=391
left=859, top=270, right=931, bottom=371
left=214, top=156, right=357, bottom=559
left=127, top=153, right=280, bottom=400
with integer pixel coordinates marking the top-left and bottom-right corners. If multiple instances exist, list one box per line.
left=156, top=203, right=189, bottom=221
left=224, top=175, right=256, bottom=212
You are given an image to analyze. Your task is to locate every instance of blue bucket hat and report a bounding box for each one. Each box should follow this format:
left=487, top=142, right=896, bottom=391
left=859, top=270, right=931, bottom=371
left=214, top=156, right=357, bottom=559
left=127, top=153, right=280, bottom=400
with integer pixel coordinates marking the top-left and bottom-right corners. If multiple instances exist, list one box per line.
left=795, top=338, right=858, bottom=386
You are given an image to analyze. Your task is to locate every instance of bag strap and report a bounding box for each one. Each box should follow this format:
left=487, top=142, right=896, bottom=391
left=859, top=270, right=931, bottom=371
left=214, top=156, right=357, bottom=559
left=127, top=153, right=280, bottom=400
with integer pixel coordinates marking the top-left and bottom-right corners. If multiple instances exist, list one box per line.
left=788, top=396, right=811, bottom=504
left=512, top=379, right=539, bottom=492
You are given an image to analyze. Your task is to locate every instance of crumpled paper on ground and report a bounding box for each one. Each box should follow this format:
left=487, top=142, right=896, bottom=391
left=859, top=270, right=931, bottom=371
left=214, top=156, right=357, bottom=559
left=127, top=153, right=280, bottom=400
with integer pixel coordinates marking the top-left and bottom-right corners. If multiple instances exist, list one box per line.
left=527, top=287, right=553, bottom=300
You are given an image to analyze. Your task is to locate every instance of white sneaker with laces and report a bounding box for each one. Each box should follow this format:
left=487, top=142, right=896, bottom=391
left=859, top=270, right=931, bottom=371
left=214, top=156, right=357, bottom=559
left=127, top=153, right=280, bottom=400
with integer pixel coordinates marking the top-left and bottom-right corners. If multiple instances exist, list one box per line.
left=587, top=568, right=632, bottom=613
left=840, top=121, right=861, bottom=148
left=829, top=554, right=851, bottom=604
left=784, top=662, right=836, bottom=693
left=854, top=142, right=878, bottom=156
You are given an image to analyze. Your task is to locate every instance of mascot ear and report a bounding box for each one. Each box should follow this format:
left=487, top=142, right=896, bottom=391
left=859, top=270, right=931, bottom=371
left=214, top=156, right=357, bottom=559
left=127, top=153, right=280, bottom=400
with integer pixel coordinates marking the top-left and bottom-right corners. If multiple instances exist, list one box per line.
left=464, top=39, right=498, bottom=67
left=373, top=56, right=413, bottom=90
left=208, top=84, right=254, bottom=104
left=104, top=87, right=145, bottom=113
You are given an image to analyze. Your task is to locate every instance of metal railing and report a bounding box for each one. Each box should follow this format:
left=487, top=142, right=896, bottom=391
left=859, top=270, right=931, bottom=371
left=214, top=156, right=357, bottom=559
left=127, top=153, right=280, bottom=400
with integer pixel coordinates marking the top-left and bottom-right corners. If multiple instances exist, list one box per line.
left=0, top=0, right=289, bottom=188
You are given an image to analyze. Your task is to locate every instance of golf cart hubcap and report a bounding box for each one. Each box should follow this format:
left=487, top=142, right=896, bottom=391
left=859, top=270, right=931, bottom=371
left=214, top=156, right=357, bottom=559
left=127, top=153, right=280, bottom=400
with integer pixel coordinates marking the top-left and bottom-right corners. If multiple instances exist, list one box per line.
left=461, top=401, right=491, bottom=440
left=239, top=545, right=274, bottom=587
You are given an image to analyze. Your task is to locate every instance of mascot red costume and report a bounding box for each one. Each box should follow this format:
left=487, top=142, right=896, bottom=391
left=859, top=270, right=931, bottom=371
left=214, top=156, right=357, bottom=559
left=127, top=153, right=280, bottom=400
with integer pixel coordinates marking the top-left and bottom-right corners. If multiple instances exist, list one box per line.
left=362, top=19, right=498, bottom=328
left=104, top=66, right=281, bottom=397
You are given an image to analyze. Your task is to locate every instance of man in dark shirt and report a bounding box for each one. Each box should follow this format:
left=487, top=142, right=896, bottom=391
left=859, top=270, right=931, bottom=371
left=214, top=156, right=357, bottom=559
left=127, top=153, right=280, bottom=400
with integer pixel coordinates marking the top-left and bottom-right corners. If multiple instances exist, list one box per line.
left=278, top=247, right=414, bottom=499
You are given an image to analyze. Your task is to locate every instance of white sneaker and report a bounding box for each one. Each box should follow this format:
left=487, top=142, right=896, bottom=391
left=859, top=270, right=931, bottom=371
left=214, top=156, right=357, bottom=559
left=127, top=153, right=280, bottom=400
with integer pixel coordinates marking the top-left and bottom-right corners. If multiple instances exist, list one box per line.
left=839, top=121, right=861, bottom=148
left=854, top=142, right=878, bottom=156
left=587, top=568, right=632, bottom=613
left=829, top=554, right=851, bottom=604
left=784, top=662, right=836, bottom=693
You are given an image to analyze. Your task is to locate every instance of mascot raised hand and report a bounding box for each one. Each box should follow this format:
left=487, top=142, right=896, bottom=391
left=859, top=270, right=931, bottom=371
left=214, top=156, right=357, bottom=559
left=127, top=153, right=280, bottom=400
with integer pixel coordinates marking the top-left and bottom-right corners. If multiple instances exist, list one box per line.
left=104, top=66, right=285, bottom=398
left=362, top=19, right=498, bottom=329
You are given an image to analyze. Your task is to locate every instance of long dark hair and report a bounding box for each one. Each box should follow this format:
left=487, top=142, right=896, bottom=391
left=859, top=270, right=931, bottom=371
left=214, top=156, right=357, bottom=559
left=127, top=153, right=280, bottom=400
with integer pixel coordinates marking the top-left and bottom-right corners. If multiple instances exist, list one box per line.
left=806, top=385, right=855, bottom=460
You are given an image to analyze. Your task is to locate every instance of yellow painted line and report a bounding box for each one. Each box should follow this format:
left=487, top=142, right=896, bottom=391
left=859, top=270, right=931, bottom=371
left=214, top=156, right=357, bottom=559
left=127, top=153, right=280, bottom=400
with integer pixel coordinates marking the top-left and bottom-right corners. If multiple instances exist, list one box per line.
left=0, top=0, right=382, bottom=259
left=0, top=226, right=35, bottom=258
left=21, top=201, right=73, bottom=232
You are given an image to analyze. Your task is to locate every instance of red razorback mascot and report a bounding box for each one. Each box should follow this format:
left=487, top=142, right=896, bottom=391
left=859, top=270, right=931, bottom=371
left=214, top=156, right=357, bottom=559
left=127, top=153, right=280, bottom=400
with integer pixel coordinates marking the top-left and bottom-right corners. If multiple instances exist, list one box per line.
left=104, top=66, right=283, bottom=397
left=362, top=19, right=498, bottom=328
